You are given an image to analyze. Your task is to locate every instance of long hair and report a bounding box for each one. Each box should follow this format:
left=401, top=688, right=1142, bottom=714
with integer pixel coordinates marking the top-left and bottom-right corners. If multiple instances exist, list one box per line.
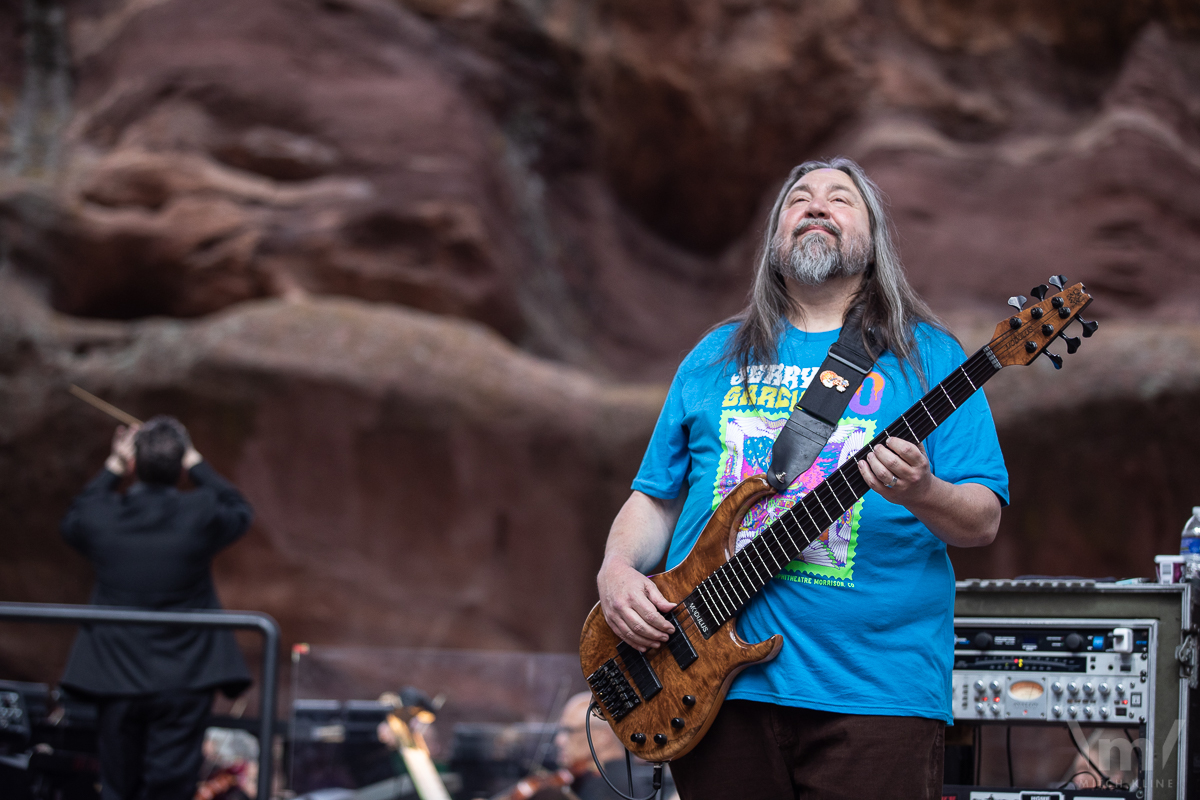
left=724, top=156, right=944, bottom=385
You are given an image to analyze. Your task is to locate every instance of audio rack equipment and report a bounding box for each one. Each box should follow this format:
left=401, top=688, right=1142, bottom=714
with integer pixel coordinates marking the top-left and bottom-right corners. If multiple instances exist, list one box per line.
left=952, top=620, right=1153, bottom=726
left=948, top=580, right=1199, bottom=800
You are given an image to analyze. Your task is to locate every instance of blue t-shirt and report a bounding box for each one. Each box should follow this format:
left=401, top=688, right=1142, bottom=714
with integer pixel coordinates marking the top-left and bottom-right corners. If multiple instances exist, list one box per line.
left=632, top=322, right=1009, bottom=722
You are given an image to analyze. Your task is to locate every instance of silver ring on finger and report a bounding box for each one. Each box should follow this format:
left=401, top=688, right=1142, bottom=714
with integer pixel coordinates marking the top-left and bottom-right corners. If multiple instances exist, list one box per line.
left=886, top=474, right=898, bottom=489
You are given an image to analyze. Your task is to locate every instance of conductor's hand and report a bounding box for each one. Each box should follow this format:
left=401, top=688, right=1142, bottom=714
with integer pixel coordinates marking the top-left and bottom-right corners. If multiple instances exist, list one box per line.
left=598, top=562, right=675, bottom=652
left=105, top=424, right=139, bottom=475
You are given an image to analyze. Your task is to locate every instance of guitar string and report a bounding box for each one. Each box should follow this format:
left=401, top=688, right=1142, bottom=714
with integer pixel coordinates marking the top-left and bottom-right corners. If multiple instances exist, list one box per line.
left=698, top=348, right=998, bottom=620
left=662, top=325, right=1048, bottom=641
left=669, top=347, right=998, bottom=640
left=668, top=362, right=988, bottom=642
left=635, top=332, right=1047, bottom=673
left=603, top=323, right=1066, bottom=698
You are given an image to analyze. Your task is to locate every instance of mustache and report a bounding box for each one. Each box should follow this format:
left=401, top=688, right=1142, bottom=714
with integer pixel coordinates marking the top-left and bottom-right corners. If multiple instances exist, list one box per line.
left=792, top=219, right=841, bottom=239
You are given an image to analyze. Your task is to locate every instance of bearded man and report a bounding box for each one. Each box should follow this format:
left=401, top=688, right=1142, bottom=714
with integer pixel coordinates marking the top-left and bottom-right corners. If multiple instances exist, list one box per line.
left=595, top=158, right=1008, bottom=799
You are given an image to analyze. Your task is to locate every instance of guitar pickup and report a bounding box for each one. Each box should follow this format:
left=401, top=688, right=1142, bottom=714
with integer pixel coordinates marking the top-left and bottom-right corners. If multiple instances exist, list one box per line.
left=666, top=613, right=697, bottom=671
left=586, top=658, right=640, bottom=722
left=616, top=641, right=662, bottom=701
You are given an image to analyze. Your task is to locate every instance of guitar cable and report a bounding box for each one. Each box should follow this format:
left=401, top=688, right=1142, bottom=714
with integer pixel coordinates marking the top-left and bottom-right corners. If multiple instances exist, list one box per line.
left=585, top=700, right=665, bottom=800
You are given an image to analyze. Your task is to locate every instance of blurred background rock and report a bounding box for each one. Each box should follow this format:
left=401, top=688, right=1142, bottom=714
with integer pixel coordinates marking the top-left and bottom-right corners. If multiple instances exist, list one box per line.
left=3, top=0, right=1200, bottom=683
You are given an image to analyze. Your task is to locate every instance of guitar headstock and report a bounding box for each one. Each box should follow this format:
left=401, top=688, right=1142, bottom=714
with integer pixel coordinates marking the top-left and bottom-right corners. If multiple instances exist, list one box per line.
left=988, top=276, right=1097, bottom=369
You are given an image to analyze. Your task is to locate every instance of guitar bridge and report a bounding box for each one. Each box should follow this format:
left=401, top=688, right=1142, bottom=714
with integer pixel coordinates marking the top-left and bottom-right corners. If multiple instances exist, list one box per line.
left=586, top=658, right=640, bottom=722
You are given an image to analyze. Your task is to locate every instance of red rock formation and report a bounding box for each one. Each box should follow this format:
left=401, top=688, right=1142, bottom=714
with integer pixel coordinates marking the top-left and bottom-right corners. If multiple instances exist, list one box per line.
left=2, top=0, right=1200, bottom=688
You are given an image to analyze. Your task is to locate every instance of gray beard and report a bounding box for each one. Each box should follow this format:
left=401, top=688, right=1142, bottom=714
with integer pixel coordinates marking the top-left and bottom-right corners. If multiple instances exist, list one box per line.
left=771, top=226, right=869, bottom=286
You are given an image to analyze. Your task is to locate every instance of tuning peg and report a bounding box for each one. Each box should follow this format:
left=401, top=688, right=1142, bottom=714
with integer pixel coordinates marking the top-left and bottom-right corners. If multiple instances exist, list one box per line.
left=1007, top=295, right=1027, bottom=311
left=1058, top=332, right=1081, bottom=354
left=1076, top=317, right=1099, bottom=338
left=1030, top=284, right=1049, bottom=301
left=1042, top=350, right=1063, bottom=370
left=1048, top=275, right=1068, bottom=291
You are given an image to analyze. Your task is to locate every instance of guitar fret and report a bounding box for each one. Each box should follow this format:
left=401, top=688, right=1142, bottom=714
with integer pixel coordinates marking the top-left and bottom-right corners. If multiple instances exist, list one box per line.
left=766, top=529, right=790, bottom=569
left=959, top=365, right=976, bottom=391
left=700, top=580, right=729, bottom=622
left=727, top=559, right=751, bottom=598
left=713, top=572, right=739, bottom=616
left=778, top=515, right=803, bottom=555
left=799, top=499, right=822, bottom=537
left=700, top=582, right=724, bottom=623
left=919, top=399, right=937, bottom=427
left=809, top=491, right=833, bottom=528
left=940, top=385, right=956, bottom=410
left=736, top=551, right=761, bottom=589
left=752, top=538, right=775, bottom=577
left=837, top=468, right=856, bottom=495
left=824, top=476, right=851, bottom=509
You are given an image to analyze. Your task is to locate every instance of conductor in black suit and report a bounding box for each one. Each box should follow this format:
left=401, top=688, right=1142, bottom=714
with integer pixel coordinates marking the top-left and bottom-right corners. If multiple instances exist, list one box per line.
left=60, top=416, right=253, bottom=800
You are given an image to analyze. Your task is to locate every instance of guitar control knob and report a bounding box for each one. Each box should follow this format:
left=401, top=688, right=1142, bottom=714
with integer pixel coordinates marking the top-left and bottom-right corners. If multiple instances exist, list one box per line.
left=1083, top=682, right=1095, bottom=696
left=1067, top=682, right=1079, bottom=696
left=1052, top=705, right=1063, bottom=717
left=682, top=695, right=696, bottom=706
left=975, top=703, right=985, bottom=714
left=974, top=680, right=986, bottom=694
left=1051, top=682, right=1063, bottom=695
left=671, top=718, right=685, bottom=729
left=1099, top=683, right=1110, bottom=696
left=989, top=680, right=1001, bottom=693
left=1116, top=684, right=1126, bottom=696
left=1100, top=707, right=1110, bottom=719
left=1084, top=706, right=1095, bottom=718
left=653, top=734, right=667, bottom=745
left=630, top=733, right=645, bottom=745
left=1068, top=705, right=1079, bottom=718
left=990, top=703, right=1002, bottom=715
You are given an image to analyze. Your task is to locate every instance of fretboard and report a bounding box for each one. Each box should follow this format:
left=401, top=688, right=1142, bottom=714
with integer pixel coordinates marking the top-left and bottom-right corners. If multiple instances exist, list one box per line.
left=684, top=344, right=1004, bottom=633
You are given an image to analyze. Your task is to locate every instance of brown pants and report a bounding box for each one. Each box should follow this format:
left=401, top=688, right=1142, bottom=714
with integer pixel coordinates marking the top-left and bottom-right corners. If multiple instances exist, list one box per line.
left=670, top=700, right=945, bottom=800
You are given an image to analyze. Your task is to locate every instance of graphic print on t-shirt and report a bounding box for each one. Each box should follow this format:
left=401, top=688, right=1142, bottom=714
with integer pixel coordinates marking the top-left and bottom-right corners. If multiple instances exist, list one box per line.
left=713, top=364, right=884, bottom=582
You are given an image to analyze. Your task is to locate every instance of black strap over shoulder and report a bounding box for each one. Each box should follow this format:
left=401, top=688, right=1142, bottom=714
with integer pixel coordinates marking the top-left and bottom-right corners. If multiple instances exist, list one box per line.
left=765, top=307, right=877, bottom=493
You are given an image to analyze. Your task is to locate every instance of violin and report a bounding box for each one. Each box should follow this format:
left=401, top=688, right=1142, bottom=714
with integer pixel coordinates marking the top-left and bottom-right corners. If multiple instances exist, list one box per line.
left=490, top=767, right=579, bottom=800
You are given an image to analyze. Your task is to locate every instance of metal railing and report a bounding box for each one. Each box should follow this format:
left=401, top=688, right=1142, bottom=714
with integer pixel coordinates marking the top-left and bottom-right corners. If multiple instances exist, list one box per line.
left=0, top=602, right=280, bottom=800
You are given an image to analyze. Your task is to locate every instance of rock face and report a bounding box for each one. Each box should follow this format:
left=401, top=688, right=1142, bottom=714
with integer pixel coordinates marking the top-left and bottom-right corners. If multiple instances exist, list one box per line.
left=3, top=0, right=1200, bottom=683
left=0, top=272, right=662, bottom=681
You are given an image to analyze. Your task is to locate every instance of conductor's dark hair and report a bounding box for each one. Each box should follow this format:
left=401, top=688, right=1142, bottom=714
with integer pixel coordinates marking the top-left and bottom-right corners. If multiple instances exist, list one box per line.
left=134, top=416, right=189, bottom=485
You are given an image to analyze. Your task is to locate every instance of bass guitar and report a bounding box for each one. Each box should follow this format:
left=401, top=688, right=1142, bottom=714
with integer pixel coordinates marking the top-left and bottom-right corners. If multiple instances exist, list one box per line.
left=579, top=278, right=1096, bottom=763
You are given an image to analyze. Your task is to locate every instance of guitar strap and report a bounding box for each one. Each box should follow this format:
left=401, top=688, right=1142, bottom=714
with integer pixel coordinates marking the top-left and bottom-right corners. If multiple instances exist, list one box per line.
left=765, top=306, right=876, bottom=493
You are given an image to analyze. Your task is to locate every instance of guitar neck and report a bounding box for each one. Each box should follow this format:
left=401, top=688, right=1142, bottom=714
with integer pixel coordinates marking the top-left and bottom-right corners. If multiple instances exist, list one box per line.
left=684, top=343, right=1005, bottom=632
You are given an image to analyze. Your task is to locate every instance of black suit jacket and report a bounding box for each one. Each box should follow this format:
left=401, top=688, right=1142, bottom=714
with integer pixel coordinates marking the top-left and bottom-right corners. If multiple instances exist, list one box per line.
left=59, top=461, right=253, bottom=698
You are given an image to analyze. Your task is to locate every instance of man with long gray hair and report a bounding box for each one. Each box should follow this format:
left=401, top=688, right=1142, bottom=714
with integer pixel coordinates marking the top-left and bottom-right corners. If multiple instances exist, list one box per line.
left=596, top=158, right=1008, bottom=798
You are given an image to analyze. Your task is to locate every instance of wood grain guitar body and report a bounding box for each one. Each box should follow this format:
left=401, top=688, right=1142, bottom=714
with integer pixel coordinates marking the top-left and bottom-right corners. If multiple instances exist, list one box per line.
left=578, top=475, right=783, bottom=763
